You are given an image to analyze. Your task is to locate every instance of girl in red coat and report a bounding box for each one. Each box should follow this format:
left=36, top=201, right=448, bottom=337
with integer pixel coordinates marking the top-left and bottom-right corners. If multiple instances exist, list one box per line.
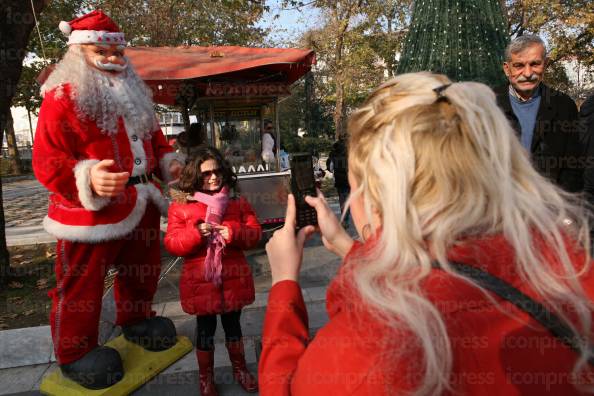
left=164, top=147, right=261, bottom=395
left=261, top=73, right=594, bottom=395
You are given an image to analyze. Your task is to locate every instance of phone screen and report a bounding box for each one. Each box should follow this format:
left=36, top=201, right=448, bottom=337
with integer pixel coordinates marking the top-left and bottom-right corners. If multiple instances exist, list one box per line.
left=291, top=154, right=318, bottom=228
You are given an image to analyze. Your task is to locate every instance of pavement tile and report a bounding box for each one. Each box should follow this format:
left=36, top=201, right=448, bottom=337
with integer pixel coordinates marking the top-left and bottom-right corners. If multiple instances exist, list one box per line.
left=304, top=286, right=327, bottom=302
left=248, top=291, right=269, bottom=310
left=0, top=326, right=53, bottom=369
left=0, top=363, right=50, bottom=395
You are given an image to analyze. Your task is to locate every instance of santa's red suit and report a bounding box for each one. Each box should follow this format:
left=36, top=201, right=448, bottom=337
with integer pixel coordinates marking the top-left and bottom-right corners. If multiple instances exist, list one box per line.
left=33, top=12, right=181, bottom=366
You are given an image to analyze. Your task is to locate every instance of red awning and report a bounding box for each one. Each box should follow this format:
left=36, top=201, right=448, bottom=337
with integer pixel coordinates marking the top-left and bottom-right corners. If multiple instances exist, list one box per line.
left=39, top=46, right=316, bottom=105
left=127, top=46, right=314, bottom=82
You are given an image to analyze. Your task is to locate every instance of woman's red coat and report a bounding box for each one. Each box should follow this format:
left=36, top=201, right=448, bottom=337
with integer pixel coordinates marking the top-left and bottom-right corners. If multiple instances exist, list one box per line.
left=259, top=235, right=594, bottom=395
left=164, top=196, right=261, bottom=315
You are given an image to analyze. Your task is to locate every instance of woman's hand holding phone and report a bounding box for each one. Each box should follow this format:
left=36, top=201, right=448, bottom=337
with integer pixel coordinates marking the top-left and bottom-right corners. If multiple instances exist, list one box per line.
left=266, top=194, right=316, bottom=286
left=305, top=191, right=354, bottom=259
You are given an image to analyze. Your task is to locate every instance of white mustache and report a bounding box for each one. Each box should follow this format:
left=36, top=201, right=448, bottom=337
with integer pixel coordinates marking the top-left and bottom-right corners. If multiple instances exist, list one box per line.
left=517, top=74, right=539, bottom=83
left=94, top=59, right=128, bottom=72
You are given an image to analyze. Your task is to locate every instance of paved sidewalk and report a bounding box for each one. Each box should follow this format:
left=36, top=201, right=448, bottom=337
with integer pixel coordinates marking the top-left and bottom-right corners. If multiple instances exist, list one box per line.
left=2, top=177, right=52, bottom=246
left=0, top=174, right=351, bottom=395
left=0, top=234, right=344, bottom=395
left=0, top=284, right=333, bottom=395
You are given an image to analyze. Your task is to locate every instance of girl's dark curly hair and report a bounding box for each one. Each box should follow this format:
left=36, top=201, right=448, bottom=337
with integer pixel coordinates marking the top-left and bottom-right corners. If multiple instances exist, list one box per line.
left=177, top=146, right=237, bottom=194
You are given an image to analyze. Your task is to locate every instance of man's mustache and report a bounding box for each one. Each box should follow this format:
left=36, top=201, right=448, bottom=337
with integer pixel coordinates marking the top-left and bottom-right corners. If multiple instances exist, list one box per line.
left=94, top=59, right=128, bottom=72
left=516, top=74, right=539, bottom=83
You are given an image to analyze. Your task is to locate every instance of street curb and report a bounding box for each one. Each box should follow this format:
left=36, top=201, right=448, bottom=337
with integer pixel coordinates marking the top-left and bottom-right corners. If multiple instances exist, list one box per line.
left=0, top=285, right=328, bottom=370
left=1, top=174, right=35, bottom=183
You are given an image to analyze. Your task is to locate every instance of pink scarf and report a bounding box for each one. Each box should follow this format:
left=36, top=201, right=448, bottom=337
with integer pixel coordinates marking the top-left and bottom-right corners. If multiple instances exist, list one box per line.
left=192, top=186, right=230, bottom=287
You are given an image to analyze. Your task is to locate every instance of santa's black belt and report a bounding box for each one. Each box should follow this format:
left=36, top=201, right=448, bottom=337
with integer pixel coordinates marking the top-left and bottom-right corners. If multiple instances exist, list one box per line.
left=127, top=173, right=154, bottom=186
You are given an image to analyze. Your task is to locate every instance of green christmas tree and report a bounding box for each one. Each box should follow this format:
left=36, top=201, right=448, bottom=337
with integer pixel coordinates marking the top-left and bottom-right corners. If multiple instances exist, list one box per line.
left=397, top=0, right=509, bottom=86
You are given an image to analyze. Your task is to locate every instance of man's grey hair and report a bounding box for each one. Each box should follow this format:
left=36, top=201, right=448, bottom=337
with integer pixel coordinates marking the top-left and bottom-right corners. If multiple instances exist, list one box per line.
left=504, top=35, right=547, bottom=61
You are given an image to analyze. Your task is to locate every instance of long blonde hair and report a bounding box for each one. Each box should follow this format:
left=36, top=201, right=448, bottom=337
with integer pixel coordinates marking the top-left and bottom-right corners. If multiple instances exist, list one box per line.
left=346, top=72, right=593, bottom=395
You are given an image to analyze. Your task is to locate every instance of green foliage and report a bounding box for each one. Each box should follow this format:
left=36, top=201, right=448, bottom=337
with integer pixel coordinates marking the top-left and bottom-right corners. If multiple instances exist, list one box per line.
left=277, top=77, right=334, bottom=140
left=92, top=0, right=268, bottom=46
left=280, top=131, right=333, bottom=156
left=299, top=135, right=334, bottom=155
left=291, top=0, right=400, bottom=138
left=26, top=0, right=88, bottom=60
left=398, top=0, right=509, bottom=87
left=12, top=62, right=46, bottom=114
left=506, top=0, right=593, bottom=67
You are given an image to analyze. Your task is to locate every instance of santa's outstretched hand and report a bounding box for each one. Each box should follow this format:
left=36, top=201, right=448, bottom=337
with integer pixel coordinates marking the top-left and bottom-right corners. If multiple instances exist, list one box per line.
left=90, top=160, right=129, bottom=197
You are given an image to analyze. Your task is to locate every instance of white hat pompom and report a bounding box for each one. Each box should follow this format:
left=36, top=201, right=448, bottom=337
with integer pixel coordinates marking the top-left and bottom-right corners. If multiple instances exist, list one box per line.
left=59, top=21, right=72, bottom=36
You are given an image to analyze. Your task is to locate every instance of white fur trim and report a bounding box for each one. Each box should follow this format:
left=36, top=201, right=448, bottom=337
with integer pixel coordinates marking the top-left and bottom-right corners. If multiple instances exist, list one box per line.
left=68, top=30, right=126, bottom=46
left=43, top=182, right=168, bottom=243
left=44, top=192, right=148, bottom=243
left=74, top=160, right=111, bottom=211
left=160, top=152, right=185, bottom=183
left=59, top=21, right=72, bottom=36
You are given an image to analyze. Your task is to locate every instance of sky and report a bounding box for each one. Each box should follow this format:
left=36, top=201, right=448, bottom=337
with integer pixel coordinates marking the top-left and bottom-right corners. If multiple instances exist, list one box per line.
left=258, top=0, right=322, bottom=46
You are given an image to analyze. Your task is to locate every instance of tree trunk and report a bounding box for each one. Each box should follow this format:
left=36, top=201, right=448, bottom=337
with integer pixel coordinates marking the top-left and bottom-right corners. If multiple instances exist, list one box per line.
left=334, top=82, right=346, bottom=140
left=5, top=111, right=23, bottom=175
left=0, top=0, right=47, bottom=285
left=304, top=71, right=314, bottom=137
left=27, top=108, right=34, bottom=144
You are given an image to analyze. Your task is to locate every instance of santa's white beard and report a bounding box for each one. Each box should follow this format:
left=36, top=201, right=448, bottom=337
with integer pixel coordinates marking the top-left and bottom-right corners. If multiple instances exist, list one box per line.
left=41, top=45, right=158, bottom=139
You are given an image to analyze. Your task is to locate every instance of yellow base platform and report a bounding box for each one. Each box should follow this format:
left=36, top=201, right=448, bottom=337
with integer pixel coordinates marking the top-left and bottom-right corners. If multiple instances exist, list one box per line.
left=40, top=335, right=193, bottom=396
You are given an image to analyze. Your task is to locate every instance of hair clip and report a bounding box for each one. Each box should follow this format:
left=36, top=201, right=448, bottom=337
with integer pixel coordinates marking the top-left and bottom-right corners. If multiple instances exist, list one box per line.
left=433, top=83, right=452, bottom=102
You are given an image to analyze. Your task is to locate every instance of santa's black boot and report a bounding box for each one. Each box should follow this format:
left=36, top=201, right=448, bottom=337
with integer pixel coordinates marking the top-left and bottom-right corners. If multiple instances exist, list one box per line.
left=122, top=316, right=177, bottom=351
left=60, top=346, right=124, bottom=389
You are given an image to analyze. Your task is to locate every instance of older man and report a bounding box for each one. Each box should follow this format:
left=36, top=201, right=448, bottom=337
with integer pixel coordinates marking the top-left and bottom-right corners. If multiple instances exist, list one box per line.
left=496, top=35, right=582, bottom=192
left=33, top=10, right=183, bottom=389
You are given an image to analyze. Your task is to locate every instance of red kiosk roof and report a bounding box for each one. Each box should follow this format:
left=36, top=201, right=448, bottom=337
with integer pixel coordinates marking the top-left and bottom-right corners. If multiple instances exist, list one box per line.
left=126, top=46, right=315, bottom=82
left=125, top=46, right=315, bottom=105
left=38, top=46, right=316, bottom=105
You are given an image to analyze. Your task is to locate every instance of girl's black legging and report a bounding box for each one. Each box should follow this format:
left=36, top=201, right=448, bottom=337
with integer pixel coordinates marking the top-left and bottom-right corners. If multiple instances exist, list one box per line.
left=196, top=310, right=243, bottom=351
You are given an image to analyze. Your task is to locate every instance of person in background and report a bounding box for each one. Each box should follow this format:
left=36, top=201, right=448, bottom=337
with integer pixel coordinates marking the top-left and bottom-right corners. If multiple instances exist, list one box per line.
left=261, top=120, right=276, bottom=165
left=326, top=137, right=350, bottom=227
left=311, top=150, right=326, bottom=190
left=279, top=145, right=290, bottom=171
left=496, top=34, right=583, bottom=193
left=164, top=147, right=261, bottom=396
left=259, top=72, right=594, bottom=395
left=581, top=94, right=594, bottom=205
left=177, top=122, right=207, bottom=158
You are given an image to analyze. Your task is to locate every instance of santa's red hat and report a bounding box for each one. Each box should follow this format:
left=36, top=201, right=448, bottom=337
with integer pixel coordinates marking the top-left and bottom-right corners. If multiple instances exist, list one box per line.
left=59, top=10, right=126, bottom=46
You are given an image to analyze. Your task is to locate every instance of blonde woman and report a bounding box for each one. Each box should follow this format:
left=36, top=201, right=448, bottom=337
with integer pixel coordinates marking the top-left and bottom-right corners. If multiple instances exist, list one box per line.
left=259, top=72, right=594, bottom=395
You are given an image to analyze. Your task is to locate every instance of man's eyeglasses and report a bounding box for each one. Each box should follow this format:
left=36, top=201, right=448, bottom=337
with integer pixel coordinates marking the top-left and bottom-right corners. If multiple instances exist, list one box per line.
left=201, top=169, right=222, bottom=179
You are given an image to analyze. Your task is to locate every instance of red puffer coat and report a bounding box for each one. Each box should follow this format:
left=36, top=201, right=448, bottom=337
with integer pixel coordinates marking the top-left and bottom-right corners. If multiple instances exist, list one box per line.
left=164, top=196, right=261, bottom=315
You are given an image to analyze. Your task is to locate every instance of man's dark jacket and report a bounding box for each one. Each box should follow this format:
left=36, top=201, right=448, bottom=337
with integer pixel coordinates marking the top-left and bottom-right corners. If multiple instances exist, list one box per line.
left=326, top=140, right=349, bottom=190
left=580, top=94, right=594, bottom=200
left=495, top=84, right=582, bottom=192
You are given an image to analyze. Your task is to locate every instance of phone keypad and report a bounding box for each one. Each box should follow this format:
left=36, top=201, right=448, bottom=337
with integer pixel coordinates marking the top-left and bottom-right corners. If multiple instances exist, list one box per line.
left=297, top=206, right=317, bottom=228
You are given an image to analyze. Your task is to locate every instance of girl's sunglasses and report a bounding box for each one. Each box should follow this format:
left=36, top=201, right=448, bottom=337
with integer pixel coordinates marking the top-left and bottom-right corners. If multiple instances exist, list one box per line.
left=201, top=168, right=222, bottom=179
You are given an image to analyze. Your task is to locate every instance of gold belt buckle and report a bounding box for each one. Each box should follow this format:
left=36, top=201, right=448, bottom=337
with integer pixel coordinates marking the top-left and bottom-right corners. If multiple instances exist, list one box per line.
left=140, top=174, right=149, bottom=184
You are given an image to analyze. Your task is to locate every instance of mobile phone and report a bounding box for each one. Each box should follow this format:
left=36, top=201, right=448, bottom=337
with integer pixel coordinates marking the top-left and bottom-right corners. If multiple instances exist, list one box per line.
left=290, top=153, right=318, bottom=229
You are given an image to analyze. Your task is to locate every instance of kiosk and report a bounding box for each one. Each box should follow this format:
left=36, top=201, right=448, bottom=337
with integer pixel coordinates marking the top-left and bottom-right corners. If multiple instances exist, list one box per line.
left=126, top=46, right=316, bottom=233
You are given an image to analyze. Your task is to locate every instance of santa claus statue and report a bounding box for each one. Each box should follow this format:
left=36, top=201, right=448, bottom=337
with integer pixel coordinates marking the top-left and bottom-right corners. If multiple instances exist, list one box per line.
left=33, top=10, right=184, bottom=389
